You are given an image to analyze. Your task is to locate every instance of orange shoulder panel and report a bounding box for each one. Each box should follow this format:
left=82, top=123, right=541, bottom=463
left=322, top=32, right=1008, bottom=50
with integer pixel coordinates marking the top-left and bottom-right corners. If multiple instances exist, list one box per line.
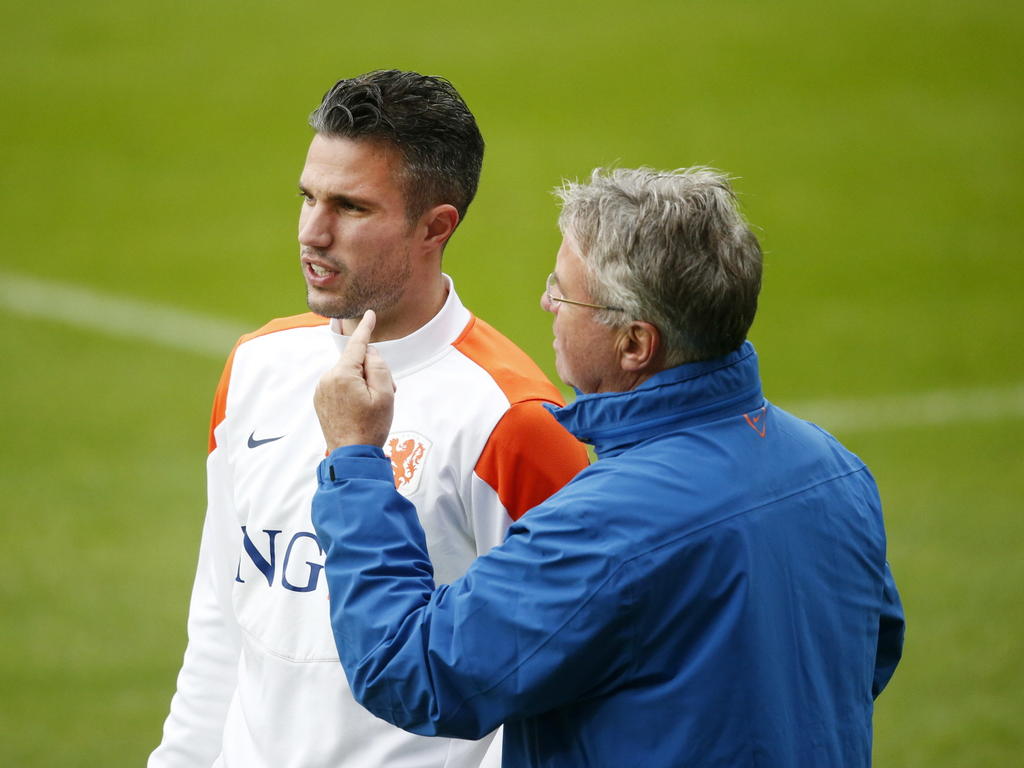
left=454, top=315, right=588, bottom=520
left=207, top=313, right=329, bottom=453
left=451, top=316, right=564, bottom=406
left=474, top=401, right=589, bottom=521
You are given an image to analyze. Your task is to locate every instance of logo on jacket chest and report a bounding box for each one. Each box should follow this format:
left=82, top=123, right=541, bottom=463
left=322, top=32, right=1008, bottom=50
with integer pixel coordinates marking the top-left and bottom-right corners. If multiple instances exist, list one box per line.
left=384, top=431, right=432, bottom=495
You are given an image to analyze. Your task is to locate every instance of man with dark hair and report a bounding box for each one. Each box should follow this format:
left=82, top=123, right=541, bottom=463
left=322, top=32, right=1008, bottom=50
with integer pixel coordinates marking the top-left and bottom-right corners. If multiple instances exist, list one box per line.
left=310, top=167, right=905, bottom=767
left=309, top=69, right=484, bottom=222
left=149, top=70, right=588, bottom=768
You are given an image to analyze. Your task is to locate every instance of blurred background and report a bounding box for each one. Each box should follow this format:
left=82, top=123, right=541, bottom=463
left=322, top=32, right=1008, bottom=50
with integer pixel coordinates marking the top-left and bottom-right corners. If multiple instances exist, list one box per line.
left=1, top=1, right=1021, bottom=764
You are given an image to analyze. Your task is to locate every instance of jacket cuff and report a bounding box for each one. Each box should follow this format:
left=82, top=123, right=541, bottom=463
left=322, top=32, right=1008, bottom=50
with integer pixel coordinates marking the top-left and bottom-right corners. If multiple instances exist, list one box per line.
left=317, top=445, right=391, bottom=485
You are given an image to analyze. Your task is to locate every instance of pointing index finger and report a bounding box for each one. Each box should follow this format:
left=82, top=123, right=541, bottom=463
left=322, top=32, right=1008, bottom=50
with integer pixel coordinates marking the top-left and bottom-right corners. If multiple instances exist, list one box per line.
left=342, top=309, right=377, bottom=367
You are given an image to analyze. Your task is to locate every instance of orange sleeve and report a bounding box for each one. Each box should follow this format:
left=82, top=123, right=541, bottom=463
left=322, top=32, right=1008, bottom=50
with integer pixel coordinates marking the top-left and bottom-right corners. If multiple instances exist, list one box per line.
left=207, top=345, right=238, bottom=454
left=474, top=400, right=590, bottom=521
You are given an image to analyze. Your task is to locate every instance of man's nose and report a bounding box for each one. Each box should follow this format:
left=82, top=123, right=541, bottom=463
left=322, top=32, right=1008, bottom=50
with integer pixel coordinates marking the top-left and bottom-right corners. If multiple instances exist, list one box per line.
left=540, top=290, right=556, bottom=314
left=298, top=206, right=331, bottom=248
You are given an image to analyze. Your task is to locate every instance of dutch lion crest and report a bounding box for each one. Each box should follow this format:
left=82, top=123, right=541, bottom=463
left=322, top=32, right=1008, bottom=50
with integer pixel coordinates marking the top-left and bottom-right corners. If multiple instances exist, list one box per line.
left=384, top=431, right=432, bottom=495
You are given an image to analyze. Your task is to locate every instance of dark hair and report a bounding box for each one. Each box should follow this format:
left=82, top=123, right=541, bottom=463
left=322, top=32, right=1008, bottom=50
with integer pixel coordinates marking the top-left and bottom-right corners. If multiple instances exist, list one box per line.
left=309, top=70, right=484, bottom=222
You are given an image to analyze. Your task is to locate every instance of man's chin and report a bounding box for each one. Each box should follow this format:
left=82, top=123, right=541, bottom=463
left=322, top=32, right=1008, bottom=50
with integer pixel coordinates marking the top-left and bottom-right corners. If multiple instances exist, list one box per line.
left=306, top=291, right=348, bottom=319
left=554, top=364, right=573, bottom=391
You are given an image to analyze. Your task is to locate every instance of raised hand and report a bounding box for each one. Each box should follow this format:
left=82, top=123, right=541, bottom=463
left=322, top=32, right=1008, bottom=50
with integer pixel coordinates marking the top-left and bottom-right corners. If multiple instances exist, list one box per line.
left=314, top=310, right=396, bottom=451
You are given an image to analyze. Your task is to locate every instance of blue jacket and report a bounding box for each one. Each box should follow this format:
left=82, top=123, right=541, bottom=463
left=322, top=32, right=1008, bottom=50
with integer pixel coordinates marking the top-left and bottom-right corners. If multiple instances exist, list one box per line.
left=312, top=342, right=904, bottom=767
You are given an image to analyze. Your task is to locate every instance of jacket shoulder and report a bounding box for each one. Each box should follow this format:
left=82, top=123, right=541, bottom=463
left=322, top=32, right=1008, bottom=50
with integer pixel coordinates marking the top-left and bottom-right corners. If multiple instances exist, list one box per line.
left=238, top=312, right=330, bottom=346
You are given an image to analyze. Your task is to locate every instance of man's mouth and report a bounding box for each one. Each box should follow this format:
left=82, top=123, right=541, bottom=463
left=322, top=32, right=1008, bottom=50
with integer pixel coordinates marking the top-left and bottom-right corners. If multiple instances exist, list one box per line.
left=302, top=253, right=342, bottom=286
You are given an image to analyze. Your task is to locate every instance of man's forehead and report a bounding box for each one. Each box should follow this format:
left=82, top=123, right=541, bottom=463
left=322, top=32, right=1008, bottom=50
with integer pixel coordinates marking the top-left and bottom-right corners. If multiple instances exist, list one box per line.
left=300, top=135, right=404, bottom=194
left=555, top=235, right=584, bottom=273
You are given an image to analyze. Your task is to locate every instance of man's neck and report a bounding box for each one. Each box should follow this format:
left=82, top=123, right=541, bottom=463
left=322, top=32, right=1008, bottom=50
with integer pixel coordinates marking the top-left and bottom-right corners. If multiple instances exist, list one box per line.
left=340, top=274, right=449, bottom=342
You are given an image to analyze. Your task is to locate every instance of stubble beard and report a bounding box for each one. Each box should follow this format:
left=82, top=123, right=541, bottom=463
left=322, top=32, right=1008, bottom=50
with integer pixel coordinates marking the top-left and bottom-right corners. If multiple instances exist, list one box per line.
left=304, top=249, right=413, bottom=320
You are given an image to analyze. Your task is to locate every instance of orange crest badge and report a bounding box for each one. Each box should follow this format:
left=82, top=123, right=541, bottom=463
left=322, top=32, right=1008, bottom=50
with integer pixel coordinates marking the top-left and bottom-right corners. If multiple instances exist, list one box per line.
left=384, top=432, right=432, bottom=494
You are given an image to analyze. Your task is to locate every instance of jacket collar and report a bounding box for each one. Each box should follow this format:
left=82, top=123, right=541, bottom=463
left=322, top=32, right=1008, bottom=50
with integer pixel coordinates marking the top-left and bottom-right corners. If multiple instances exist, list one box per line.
left=548, top=342, right=764, bottom=457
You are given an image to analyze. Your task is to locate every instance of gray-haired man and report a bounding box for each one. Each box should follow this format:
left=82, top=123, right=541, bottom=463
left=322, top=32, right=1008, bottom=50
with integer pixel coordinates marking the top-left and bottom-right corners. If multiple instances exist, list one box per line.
left=311, top=167, right=904, bottom=767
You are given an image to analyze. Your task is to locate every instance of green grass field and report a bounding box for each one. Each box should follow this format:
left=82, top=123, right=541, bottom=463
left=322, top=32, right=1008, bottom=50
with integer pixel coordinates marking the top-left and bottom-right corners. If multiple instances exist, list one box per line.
left=2, top=1, right=1021, bottom=764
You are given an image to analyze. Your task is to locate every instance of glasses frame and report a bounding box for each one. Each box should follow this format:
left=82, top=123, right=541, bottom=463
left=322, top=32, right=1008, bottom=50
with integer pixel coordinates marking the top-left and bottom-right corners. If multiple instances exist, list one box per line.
left=545, top=272, right=624, bottom=312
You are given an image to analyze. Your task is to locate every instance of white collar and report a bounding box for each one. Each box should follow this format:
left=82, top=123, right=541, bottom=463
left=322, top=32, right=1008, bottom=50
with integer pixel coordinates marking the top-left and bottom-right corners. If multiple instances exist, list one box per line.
left=327, top=274, right=471, bottom=377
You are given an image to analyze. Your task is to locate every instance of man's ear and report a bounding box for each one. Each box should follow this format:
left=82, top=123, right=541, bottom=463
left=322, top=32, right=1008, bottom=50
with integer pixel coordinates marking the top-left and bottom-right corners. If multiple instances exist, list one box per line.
left=420, top=204, right=460, bottom=251
left=619, top=321, right=662, bottom=373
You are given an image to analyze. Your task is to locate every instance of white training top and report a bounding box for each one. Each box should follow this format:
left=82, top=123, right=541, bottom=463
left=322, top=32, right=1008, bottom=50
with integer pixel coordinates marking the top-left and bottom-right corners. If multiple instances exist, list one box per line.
left=149, top=280, right=588, bottom=768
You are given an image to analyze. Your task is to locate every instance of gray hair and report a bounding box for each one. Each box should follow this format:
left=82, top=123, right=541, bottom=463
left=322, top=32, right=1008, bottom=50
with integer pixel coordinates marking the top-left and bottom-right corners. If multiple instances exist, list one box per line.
left=556, top=167, right=762, bottom=366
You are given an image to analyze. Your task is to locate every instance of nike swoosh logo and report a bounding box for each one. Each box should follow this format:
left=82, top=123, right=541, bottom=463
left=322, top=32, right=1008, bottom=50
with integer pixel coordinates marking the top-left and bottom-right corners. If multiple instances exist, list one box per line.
left=248, top=431, right=285, bottom=448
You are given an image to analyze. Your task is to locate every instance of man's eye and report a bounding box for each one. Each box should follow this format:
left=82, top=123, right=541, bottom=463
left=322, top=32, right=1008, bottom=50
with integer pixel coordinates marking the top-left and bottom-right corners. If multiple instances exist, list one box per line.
left=297, top=192, right=314, bottom=205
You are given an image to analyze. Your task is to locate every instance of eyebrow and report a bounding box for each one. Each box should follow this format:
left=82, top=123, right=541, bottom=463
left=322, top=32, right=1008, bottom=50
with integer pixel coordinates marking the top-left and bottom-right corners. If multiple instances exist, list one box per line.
left=297, top=183, right=375, bottom=210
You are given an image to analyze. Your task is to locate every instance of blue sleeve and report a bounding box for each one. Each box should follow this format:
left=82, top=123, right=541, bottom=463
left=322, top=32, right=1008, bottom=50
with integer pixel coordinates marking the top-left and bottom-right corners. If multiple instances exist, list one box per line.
left=311, top=445, right=631, bottom=739
left=872, top=561, right=904, bottom=698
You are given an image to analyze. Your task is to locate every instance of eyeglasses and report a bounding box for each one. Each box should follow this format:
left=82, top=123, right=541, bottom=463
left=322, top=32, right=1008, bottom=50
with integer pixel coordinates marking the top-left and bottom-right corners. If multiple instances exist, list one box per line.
left=545, top=272, right=623, bottom=312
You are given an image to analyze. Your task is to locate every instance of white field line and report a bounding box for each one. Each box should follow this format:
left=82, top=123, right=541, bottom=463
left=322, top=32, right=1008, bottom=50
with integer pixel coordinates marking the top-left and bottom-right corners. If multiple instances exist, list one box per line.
left=785, top=385, right=1024, bottom=434
left=2, top=271, right=1021, bottom=433
left=0, top=271, right=250, bottom=359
